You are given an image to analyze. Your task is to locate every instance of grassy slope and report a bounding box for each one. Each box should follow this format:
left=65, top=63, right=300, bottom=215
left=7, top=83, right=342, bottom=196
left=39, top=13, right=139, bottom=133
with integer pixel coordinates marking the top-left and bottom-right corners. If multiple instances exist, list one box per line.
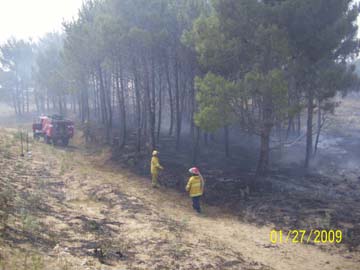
left=0, top=128, right=359, bottom=270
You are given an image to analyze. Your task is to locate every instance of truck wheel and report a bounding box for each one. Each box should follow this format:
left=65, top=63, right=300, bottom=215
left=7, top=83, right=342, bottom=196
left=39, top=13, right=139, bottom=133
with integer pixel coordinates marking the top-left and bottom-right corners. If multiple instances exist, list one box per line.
left=62, top=138, right=69, bottom=146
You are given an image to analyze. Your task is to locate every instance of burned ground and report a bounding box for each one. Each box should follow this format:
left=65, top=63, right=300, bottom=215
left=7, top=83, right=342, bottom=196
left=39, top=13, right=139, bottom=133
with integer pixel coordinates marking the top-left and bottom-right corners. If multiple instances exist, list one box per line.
left=0, top=98, right=359, bottom=269
left=111, top=97, right=360, bottom=251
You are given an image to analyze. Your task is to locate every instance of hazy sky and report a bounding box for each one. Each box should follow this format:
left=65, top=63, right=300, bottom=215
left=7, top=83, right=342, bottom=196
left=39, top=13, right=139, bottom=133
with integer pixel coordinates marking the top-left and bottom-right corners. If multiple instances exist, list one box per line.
left=0, top=0, right=83, bottom=43
left=0, top=0, right=359, bottom=44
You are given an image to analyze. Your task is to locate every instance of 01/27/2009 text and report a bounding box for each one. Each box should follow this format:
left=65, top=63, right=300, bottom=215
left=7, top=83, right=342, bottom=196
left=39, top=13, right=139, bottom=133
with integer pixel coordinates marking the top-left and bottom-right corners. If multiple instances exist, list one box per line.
left=270, top=230, right=343, bottom=244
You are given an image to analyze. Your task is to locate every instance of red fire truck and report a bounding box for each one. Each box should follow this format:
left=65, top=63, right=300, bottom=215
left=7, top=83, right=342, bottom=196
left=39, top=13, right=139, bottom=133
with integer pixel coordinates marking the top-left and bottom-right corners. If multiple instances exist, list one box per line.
left=32, top=115, right=74, bottom=146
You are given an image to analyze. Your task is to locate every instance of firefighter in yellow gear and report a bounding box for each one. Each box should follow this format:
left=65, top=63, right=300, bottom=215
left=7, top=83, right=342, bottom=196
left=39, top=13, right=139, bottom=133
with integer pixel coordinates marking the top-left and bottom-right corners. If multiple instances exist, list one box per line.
left=186, top=167, right=204, bottom=213
left=151, top=150, right=164, bottom=188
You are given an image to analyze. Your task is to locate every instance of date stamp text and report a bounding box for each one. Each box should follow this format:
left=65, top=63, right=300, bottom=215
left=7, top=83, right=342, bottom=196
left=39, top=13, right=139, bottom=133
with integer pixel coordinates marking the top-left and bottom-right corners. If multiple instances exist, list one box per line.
left=270, top=230, right=343, bottom=244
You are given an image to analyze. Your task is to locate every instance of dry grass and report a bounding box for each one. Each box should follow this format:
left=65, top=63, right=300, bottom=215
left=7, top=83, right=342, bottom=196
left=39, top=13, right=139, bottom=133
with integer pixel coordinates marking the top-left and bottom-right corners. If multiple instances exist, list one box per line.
left=0, top=127, right=359, bottom=270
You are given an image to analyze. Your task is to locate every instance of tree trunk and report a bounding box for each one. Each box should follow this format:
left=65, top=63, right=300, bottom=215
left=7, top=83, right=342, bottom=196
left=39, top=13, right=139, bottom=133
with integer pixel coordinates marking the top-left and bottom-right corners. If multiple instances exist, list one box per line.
left=119, top=60, right=127, bottom=147
left=175, top=58, right=181, bottom=149
left=105, top=71, right=113, bottom=142
left=165, top=59, right=174, bottom=136
left=133, top=60, right=142, bottom=153
left=204, top=133, right=208, bottom=146
left=224, top=125, right=230, bottom=157
left=305, top=89, right=314, bottom=168
left=150, top=57, right=156, bottom=150
left=12, top=93, right=18, bottom=115
left=157, top=71, right=163, bottom=142
left=98, top=65, right=110, bottom=143
left=26, top=87, right=29, bottom=113
left=142, top=57, right=156, bottom=151
left=314, top=99, right=322, bottom=155
left=256, top=94, right=273, bottom=175
left=93, top=76, right=101, bottom=123
left=256, top=125, right=271, bottom=175
left=115, top=61, right=127, bottom=147
left=58, top=96, right=63, bottom=115
left=97, top=67, right=107, bottom=125
left=34, top=90, right=40, bottom=113
left=192, top=126, right=200, bottom=165
left=190, top=78, right=196, bottom=138
left=84, top=82, right=90, bottom=121
left=46, top=94, right=49, bottom=112
left=286, top=117, right=293, bottom=140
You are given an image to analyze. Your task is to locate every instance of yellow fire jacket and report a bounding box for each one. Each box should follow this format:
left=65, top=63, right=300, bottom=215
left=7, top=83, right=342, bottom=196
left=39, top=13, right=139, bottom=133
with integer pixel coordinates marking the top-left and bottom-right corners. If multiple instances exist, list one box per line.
left=186, top=176, right=204, bottom=197
left=151, top=156, right=163, bottom=174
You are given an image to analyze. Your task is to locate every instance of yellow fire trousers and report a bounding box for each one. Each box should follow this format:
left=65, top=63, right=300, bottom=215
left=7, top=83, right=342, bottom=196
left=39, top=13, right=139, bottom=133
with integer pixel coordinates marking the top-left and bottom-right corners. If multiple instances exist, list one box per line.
left=152, top=173, right=159, bottom=187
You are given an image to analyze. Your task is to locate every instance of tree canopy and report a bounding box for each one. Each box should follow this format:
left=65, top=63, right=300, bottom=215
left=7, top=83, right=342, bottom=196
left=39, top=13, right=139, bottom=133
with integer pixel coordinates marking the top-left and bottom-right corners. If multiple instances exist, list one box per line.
left=0, top=0, right=359, bottom=174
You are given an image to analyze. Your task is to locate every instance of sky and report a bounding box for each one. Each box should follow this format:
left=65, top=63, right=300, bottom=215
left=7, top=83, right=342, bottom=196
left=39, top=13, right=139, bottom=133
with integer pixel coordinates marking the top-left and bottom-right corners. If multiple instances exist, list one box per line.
left=0, top=0, right=83, bottom=43
left=0, top=0, right=359, bottom=44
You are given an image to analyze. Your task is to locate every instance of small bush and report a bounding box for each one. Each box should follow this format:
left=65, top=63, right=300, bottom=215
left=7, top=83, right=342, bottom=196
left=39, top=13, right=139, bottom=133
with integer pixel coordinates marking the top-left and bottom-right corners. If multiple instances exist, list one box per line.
left=20, top=209, right=40, bottom=234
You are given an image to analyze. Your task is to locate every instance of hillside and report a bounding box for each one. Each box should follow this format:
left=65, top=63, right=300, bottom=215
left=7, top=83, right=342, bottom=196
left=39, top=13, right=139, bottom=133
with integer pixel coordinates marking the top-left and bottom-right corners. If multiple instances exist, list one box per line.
left=0, top=126, right=359, bottom=270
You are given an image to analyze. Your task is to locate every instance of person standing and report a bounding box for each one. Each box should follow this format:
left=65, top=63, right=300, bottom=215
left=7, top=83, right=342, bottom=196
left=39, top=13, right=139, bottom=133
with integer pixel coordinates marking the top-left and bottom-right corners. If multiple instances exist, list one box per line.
left=186, top=167, right=204, bottom=213
left=151, top=150, right=164, bottom=188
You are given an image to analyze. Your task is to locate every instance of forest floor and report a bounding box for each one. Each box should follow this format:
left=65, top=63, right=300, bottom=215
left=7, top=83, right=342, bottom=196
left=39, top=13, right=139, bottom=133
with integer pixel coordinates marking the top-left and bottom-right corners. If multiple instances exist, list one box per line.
left=0, top=124, right=359, bottom=269
left=112, top=97, right=360, bottom=251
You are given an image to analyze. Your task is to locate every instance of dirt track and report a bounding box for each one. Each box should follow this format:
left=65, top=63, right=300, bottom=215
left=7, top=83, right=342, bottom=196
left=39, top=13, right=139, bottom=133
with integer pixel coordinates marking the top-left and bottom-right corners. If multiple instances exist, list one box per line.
left=0, top=128, right=359, bottom=270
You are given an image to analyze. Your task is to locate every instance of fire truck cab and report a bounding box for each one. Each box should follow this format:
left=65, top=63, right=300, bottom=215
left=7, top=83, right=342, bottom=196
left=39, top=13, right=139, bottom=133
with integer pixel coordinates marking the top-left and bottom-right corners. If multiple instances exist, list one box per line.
left=32, top=115, right=74, bottom=146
